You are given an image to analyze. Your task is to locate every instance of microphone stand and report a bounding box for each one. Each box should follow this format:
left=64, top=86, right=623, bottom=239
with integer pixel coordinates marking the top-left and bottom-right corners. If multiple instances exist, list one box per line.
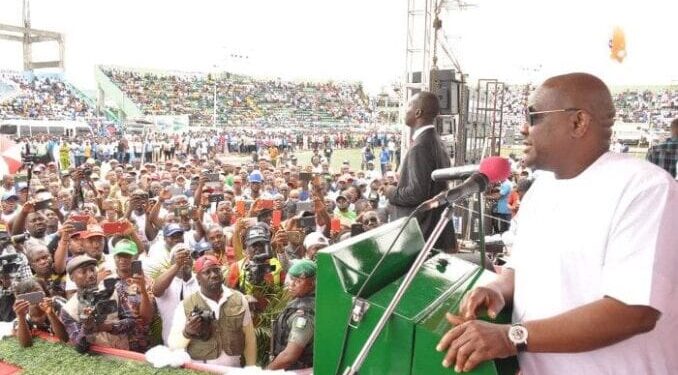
left=342, top=198, right=457, bottom=375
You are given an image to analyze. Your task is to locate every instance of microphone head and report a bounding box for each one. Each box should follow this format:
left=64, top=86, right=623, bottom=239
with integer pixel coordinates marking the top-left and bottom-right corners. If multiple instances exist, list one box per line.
left=479, top=156, right=511, bottom=183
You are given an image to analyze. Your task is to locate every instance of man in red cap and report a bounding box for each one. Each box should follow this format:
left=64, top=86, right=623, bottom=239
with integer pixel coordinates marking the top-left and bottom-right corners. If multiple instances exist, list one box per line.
left=168, top=255, right=256, bottom=367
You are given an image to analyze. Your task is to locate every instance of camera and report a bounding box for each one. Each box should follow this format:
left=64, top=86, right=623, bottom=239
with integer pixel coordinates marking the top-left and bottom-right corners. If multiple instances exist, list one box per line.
left=0, top=233, right=30, bottom=253
left=81, top=278, right=118, bottom=323
left=190, top=306, right=215, bottom=323
left=0, top=253, right=22, bottom=275
left=246, top=261, right=276, bottom=286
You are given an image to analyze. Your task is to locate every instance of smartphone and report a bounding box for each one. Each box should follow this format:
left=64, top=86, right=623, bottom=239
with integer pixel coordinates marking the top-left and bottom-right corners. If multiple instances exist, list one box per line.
left=206, top=173, right=220, bottom=183
left=271, top=210, right=282, bottom=228
left=71, top=221, right=87, bottom=233
left=208, top=194, right=225, bottom=203
left=16, top=290, right=45, bottom=305
left=131, top=260, right=143, bottom=276
left=298, top=215, right=316, bottom=230
left=287, top=230, right=304, bottom=244
left=70, top=214, right=90, bottom=223
left=34, top=199, right=53, bottom=210
left=101, top=222, right=129, bottom=236
left=295, top=201, right=313, bottom=214
left=299, top=172, right=312, bottom=183
left=245, top=217, right=258, bottom=226
left=174, top=206, right=192, bottom=217
left=331, top=217, right=341, bottom=232
left=235, top=200, right=246, bottom=217
left=244, top=200, right=254, bottom=211
left=351, top=223, right=365, bottom=237
left=260, top=199, right=274, bottom=210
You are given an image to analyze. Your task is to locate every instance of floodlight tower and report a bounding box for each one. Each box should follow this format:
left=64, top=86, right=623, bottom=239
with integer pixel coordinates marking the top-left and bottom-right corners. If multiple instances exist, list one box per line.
left=0, top=0, right=65, bottom=71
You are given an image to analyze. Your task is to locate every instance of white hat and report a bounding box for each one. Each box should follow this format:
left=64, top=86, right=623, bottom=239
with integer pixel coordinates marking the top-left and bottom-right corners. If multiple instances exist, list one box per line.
left=303, top=232, right=330, bottom=249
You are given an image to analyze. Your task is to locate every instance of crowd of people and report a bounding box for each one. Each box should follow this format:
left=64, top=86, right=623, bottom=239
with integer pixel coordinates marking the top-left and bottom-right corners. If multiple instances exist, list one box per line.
left=0, top=73, right=97, bottom=121
left=103, top=68, right=374, bottom=127
left=0, top=124, right=439, bottom=371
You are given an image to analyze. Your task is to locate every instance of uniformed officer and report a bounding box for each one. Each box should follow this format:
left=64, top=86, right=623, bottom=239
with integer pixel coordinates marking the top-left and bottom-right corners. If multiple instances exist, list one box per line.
left=267, top=259, right=315, bottom=370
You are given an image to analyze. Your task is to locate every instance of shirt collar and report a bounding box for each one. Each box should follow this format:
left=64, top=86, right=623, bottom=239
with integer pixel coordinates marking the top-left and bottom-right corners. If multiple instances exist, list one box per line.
left=199, top=285, right=232, bottom=306
left=411, top=125, right=435, bottom=141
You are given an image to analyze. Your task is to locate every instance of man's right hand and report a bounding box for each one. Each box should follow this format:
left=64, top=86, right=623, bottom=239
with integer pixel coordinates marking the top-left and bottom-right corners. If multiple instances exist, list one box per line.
left=458, top=286, right=505, bottom=321
left=183, top=315, right=203, bottom=338
left=12, top=299, right=30, bottom=318
left=174, top=249, right=190, bottom=268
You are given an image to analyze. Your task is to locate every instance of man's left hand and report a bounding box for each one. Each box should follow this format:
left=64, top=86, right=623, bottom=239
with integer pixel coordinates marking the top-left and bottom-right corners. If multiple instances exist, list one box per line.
left=436, top=313, right=516, bottom=372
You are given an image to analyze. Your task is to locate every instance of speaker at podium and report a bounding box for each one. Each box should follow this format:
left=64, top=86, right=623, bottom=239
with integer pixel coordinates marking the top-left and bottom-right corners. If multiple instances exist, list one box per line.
left=315, top=218, right=517, bottom=375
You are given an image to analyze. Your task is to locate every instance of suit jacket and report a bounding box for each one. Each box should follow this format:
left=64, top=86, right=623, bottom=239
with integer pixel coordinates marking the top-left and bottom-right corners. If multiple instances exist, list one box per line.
left=385, top=127, right=456, bottom=251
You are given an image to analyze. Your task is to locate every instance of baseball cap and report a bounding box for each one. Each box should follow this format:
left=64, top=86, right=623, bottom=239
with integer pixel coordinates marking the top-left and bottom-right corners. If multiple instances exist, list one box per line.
left=288, top=259, right=317, bottom=278
left=303, top=232, right=330, bottom=249
left=245, top=224, right=269, bottom=247
left=80, top=225, right=105, bottom=239
left=336, top=193, right=349, bottom=202
left=66, top=255, right=98, bottom=275
left=193, top=255, right=221, bottom=273
left=112, top=239, right=138, bottom=256
left=16, top=182, right=28, bottom=191
left=163, top=223, right=184, bottom=237
left=249, top=171, right=263, bottom=183
left=1, top=192, right=18, bottom=201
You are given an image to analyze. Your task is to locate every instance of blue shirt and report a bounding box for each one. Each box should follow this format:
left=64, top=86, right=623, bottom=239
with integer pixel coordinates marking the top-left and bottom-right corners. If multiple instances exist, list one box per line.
left=494, top=180, right=513, bottom=215
left=380, top=149, right=390, bottom=164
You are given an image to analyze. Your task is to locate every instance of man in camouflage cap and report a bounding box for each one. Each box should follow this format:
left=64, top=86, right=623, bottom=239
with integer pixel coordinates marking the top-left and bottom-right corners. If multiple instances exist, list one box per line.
left=267, top=259, right=316, bottom=370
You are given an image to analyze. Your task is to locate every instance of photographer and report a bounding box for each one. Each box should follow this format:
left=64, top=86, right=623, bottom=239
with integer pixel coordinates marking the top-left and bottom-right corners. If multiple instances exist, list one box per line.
left=11, top=278, right=68, bottom=347
left=59, top=255, right=135, bottom=353
left=168, top=255, right=256, bottom=367
left=226, top=223, right=284, bottom=295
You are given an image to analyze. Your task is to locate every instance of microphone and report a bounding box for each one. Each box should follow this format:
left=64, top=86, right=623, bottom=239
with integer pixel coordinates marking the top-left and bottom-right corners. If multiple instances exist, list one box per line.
left=421, top=156, right=511, bottom=211
left=431, top=164, right=479, bottom=181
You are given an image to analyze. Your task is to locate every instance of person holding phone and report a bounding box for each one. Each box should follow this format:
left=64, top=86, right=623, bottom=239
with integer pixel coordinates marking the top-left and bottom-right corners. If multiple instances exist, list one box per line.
left=12, top=279, right=68, bottom=348
left=110, top=240, right=155, bottom=353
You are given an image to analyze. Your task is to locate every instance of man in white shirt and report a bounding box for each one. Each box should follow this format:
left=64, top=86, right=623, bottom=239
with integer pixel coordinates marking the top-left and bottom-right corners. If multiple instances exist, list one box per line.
left=168, top=255, right=256, bottom=367
left=152, top=244, right=199, bottom=345
left=436, top=73, right=678, bottom=374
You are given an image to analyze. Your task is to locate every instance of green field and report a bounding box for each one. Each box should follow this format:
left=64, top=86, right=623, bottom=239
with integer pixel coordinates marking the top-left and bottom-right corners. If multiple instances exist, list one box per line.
left=0, top=337, right=199, bottom=375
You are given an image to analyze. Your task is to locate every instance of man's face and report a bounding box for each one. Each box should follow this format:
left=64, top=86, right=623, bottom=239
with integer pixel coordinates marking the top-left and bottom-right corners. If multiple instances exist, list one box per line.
left=41, top=209, right=59, bottom=228
left=251, top=181, right=261, bottom=193
left=26, top=213, right=47, bottom=238
left=216, top=202, right=233, bottom=225
left=405, top=95, right=420, bottom=127
left=288, top=276, right=315, bottom=298
left=165, top=232, right=184, bottom=249
left=2, top=175, right=13, bottom=187
left=362, top=212, right=380, bottom=231
left=207, top=228, right=226, bottom=251
left=29, top=248, right=52, bottom=276
left=1, top=199, right=17, bottom=214
left=305, top=244, right=326, bottom=261
left=336, top=197, right=349, bottom=211
left=83, top=236, right=105, bottom=260
left=197, top=266, right=223, bottom=294
left=520, top=88, right=571, bottom=171
left=246, top=241, right=266, bottom=259
left=72, top=264, right=98, bottom=290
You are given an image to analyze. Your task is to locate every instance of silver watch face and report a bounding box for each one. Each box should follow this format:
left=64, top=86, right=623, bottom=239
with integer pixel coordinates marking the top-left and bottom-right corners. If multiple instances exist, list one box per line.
left=509, top=325, right=528, bottom=344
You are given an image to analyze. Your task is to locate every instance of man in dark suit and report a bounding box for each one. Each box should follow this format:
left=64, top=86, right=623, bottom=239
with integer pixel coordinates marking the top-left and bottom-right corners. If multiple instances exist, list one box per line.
left=383, top=92, right=456, bottom=252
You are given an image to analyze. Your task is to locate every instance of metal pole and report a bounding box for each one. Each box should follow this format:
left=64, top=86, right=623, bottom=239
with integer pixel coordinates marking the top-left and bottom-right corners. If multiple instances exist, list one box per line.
left=343, top=205, right=456, bottom=375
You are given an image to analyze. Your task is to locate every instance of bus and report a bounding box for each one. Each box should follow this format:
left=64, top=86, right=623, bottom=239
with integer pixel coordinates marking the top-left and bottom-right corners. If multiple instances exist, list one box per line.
left=0, top=120, right=93, bottom=138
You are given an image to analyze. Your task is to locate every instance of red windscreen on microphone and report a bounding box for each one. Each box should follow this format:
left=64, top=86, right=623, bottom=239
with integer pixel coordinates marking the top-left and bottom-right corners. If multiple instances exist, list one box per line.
left=478, top=156, right=511, bottom=183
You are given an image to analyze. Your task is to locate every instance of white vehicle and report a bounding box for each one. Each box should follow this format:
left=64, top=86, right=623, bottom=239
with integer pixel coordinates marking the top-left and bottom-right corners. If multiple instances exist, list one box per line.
left=0, top=120, right=93, bottom=137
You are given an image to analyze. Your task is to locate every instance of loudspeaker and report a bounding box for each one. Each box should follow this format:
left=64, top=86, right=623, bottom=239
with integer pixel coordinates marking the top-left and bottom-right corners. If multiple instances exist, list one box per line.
left=430, top=69, right=460, bottom=115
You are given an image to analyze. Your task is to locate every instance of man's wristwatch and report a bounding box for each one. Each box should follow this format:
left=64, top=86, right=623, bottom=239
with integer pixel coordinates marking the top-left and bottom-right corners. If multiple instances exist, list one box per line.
left=508, top=323, right=529, bottom=352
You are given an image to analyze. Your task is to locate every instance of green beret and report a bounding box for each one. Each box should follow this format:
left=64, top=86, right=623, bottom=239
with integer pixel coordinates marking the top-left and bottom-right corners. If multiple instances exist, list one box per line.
left=289, top=259, right=317, bottom=278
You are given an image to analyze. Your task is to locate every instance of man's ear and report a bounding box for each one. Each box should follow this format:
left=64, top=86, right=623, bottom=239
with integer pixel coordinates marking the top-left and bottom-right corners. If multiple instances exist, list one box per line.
left=571, top=110, right=591, bottom=139
left=415, top=108, right=423, bottom=118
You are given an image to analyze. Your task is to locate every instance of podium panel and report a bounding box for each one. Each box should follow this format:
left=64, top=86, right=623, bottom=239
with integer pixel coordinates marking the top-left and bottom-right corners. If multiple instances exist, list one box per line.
left=315, top=218, right=517, bottom=375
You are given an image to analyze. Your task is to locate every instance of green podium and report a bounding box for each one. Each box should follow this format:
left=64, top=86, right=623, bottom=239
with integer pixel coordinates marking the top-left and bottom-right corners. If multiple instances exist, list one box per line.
left=315, top=218, right=517, bottom=375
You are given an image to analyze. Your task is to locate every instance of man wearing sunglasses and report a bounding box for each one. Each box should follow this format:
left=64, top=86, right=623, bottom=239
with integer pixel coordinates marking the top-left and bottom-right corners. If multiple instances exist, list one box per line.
left=436, top=73, right=678, bottom=374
